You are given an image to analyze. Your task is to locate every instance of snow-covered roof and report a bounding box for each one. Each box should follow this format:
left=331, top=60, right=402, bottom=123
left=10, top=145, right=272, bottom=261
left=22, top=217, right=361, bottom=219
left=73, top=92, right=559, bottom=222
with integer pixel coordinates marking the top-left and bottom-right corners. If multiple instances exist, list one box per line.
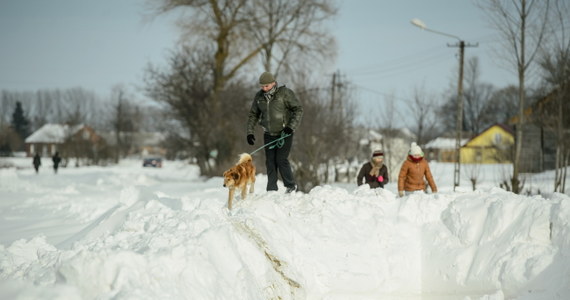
left=25, top=123, right=84, bottom=143
left=98, top=131, right=166, bottom=147
left=368, top=129, right=383, bottom=140
left=137, top=132, right=166, bottom=146
left=425, top=137, right=468, bottom=150
left=399, top=127, right=415, bottom=139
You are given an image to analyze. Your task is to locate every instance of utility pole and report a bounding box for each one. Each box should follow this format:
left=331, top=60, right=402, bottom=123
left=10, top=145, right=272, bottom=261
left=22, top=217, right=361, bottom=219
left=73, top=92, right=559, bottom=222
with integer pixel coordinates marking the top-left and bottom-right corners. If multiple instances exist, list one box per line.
left=331, top=71, right=336, bottom=111
left=449, top=41, right=477, bottom=191
left=453, top=41, right=465, bottom=191
left=330, top=70, right=343, bottom=112
left=411, top=18, right=479, bottom=190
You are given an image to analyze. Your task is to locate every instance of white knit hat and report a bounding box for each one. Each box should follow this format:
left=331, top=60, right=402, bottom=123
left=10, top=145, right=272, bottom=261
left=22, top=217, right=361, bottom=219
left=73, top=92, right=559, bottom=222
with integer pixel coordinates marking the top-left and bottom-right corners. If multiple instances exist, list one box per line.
left=409, top=142, right=423, bottom=156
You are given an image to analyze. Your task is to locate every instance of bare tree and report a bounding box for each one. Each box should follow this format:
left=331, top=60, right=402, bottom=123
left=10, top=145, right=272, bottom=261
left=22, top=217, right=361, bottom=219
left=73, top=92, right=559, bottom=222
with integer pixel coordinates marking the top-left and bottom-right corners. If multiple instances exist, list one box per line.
left=148, top=0, right=338, bottom=177
left=145, top=47, right=215, bottom=173
left=463, top=57, right=497, bottom=134
left=438, top=57, right=498, bottom=134
left=375, top=93, right=402, bottom=180
left=109, top=86, right=141, bottom=162
left=407, top=85, right=440, bottom=146
left=145, top=47, right=252, bottom=176
left=32, top=90, right=52, bottom=129
left=1, top=88, right=106, bottom=131
left=477, top=0, right=552, bottom=194
left=537, top=0, right=570, bottom=192
left=0, top=123, right=20, bottom=156
left=463, top=163, right=483, bottom=191
left=290, top=73, right=358, bottom=192
left=59, top=125, right=110, bottom=167
left=481, top=85, right=520, bottom=125
left=149, top=0, right=337, bottom=95
left=246, top=0, right=337, bottom=76
left=63, top=88, right=99, bottom=125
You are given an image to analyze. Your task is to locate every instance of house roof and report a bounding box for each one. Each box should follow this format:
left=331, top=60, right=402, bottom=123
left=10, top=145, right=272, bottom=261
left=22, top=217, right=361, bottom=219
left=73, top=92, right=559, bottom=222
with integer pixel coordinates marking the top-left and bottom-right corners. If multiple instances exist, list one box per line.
left=358, top=127, right=416, bottom=146
left=463, top=123, right=514, bottom=146
left=425, top=137, right=469, bottom=150
left=25, top=123, right=85, bottom=143
left=508, top=86, right=563, bottom=125
left=98, top=131, right=166, bottom=147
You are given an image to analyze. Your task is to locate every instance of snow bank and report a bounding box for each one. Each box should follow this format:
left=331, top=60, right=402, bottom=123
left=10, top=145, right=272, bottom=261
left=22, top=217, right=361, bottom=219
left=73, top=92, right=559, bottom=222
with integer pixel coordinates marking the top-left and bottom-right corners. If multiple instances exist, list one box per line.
left=0, top=160, right=569, bottom=299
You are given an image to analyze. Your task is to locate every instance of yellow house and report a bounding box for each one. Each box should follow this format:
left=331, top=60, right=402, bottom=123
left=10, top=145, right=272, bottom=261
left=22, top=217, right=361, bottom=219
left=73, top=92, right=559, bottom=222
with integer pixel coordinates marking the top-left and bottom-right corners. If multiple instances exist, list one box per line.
left=460, top=124, right=514, bottom=164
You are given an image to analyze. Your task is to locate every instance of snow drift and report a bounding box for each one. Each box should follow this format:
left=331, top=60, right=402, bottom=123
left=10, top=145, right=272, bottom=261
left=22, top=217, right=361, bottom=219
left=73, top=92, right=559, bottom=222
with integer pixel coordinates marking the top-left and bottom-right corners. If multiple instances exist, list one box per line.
left=0, top=159, right=569, bottom=299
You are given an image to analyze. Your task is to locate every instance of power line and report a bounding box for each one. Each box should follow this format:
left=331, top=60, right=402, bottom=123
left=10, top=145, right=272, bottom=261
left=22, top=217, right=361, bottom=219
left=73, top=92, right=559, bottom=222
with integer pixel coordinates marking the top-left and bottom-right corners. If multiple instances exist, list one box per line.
left=352, top=53, right=452, bottom=78
left=343, top=45, right=451, bottom=75
left=351, top=84, right=412, bottom=102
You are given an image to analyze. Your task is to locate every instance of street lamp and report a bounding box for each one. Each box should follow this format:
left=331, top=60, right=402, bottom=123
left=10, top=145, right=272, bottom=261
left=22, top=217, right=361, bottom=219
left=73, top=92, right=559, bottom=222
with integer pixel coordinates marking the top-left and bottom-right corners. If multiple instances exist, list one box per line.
left=411, top=18, right=469, bottom=191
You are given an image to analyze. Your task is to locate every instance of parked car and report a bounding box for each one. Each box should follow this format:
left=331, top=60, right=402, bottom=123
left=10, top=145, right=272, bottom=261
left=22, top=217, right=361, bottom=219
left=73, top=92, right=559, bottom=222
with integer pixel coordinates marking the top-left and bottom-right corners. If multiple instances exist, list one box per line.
left=143, top=157, right=163, bottom=168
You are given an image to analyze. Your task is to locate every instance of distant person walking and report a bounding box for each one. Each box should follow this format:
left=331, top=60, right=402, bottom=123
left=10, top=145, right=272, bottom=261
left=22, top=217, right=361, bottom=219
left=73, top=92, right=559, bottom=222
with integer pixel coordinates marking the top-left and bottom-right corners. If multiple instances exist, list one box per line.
left=33, top=153, right=41, bottom=174
left=357, top=150, right=388, bottom=189
left=398, top=142, right=437, bottom=197
left=52, top=152, right=62, bottom=174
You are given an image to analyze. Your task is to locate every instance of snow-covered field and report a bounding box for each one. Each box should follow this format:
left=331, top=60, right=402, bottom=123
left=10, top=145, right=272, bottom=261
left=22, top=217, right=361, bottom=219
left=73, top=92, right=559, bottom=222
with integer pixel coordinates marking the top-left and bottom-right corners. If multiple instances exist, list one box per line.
left=0, top=157, right=569, bottom=299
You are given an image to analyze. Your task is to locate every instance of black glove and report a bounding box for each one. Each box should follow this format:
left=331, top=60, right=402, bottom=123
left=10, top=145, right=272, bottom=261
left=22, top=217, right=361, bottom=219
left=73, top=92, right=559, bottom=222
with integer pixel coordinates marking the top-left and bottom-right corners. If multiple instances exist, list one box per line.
left=283, top=127, right=293, bottom=135
left=247, top=134, right=255, bottom=145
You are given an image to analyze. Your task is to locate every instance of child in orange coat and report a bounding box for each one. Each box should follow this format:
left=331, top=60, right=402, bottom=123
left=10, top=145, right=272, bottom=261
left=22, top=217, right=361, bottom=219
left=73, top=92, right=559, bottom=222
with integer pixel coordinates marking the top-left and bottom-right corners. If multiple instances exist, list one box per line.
left=397, top=142, right=437, bottom=197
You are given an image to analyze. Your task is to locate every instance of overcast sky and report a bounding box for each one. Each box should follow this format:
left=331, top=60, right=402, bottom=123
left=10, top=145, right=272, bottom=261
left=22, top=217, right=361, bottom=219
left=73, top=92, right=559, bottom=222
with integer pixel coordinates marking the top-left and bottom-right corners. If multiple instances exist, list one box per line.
left=0, top=0, right=517, bottom=126
left=0, top=0, right=178, bottom=95
left=335, top=0, right=515, bottom=117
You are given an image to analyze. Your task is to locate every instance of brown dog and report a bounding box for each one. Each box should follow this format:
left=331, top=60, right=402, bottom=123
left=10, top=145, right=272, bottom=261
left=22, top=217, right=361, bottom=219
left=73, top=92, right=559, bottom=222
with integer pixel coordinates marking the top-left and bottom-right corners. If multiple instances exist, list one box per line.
left=223, top=153, right=256, bottom=210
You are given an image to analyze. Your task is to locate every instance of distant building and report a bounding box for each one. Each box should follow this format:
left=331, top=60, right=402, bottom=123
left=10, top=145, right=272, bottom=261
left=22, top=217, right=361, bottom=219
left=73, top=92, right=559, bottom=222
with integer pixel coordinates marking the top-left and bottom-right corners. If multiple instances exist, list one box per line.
left=137, top=132, right=167, bottom=158
left=508, top=90, right=563, bottom=173
left=25, top=124, right=106, bottom=161
left=460, top=124, right=514, bottom=164
left=98, top=131, right=167, bottom=158
left=424, top=136, right=468, bottom=162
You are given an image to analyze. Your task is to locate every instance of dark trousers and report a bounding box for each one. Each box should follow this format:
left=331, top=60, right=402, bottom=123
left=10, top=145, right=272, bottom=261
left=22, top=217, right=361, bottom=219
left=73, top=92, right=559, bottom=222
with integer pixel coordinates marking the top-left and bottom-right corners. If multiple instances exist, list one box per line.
left=264, top=133, right=296, bottom=191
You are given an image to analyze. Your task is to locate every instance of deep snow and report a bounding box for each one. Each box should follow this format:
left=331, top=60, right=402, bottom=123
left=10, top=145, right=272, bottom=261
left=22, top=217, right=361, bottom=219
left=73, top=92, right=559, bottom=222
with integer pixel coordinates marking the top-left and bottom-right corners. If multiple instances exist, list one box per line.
left=0, top=157, right=569, bottom=300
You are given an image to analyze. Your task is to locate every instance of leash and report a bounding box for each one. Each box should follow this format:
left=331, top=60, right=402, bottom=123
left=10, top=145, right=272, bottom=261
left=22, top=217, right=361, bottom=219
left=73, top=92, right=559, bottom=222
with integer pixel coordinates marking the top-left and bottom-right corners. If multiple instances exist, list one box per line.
left=250, top=132, right=291, bottom=155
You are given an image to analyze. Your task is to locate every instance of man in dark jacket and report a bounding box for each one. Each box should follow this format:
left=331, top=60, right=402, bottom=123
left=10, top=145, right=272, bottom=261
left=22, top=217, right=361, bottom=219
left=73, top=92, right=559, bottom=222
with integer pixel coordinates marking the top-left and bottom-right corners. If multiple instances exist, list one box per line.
left=33, top=153, right=41, bottom=174
left=246, top=72, right=303, bottom=193
left=52, top=152, right=62, bottom=174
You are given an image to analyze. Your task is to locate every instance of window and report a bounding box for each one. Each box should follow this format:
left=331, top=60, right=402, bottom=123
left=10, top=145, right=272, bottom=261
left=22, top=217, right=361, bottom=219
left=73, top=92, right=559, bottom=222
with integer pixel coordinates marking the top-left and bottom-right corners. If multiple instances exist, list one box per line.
left=83, top=130, right=90, bottom=140
left=494, top=133, right=502, bottom=144
left=475, top=149, right=482, bottom=162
